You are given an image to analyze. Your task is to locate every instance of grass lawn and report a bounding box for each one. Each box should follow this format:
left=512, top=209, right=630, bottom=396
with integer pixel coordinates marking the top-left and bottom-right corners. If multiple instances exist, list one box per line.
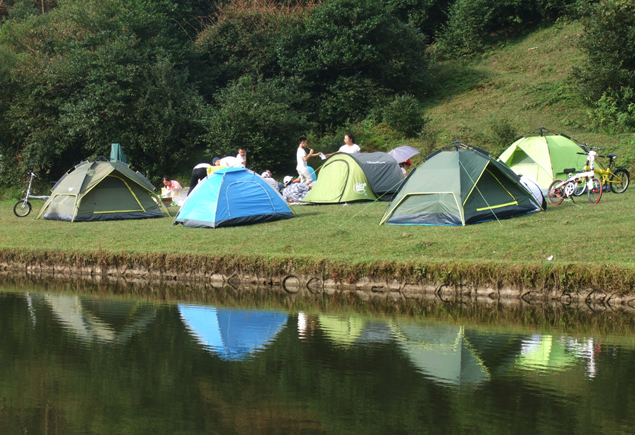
left=1, top=187, right=633, bottom=268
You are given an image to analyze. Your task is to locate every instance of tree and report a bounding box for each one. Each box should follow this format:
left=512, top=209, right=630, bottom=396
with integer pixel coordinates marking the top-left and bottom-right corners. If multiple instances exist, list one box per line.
left=0, top=0, right=208, bottom=183
left=276, top=0, right=431, bottom=128
left=204, top=76, right=313, bottom=174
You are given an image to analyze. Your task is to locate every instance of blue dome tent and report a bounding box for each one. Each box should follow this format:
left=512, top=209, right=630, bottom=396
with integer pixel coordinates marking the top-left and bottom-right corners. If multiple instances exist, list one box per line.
left=178, top=305, right=289, bottom=361
left=173, top=167, right=295, bottom=228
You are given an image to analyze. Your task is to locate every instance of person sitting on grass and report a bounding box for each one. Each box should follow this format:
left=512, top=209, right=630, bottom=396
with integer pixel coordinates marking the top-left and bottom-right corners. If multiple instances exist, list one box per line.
left=282, top=176, right=312, bottom=203
left=162, top=176, right=182, bottom=191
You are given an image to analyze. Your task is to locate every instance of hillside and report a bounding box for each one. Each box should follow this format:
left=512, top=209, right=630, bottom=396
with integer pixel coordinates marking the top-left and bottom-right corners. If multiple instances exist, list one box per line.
left=418, top=21, right=633, bottom=170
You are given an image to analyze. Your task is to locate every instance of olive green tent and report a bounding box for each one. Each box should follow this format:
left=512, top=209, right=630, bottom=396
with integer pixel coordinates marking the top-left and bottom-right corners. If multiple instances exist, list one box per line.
left=37, top=159, right=168, bottom=222
left=301, top=152, right=403, bottom=204
left=497, top=129, right=586, bottom=191
left=380, top=143, right=541, bottom=226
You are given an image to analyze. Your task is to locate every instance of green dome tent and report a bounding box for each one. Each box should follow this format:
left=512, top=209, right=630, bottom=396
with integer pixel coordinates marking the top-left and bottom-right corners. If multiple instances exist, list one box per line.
left=301, top=152, right=403, bottom=204
left=497, top=129, right=586, bottom=191
left=37, top=159, right=168, bottom=222
left=380, top=143, right=542, bottom=226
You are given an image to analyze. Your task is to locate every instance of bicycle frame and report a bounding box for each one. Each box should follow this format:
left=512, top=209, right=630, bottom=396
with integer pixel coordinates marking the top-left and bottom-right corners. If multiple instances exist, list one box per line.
left=22, top=171, right=49, bottom=201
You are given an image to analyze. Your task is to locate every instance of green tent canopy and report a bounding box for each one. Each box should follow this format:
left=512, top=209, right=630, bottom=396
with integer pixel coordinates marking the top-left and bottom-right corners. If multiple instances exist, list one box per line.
left=497, top=129, right=586, bottom=191
left=37, top=159, right=168, bottom=222
left=302, top=152, right=404, bottom=204
left=381, top=143, right=541, bottom=226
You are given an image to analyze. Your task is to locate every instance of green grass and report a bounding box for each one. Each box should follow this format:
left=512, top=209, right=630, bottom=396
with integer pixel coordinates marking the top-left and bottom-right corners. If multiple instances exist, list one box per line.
left=2, top=188, right=633, bottom=267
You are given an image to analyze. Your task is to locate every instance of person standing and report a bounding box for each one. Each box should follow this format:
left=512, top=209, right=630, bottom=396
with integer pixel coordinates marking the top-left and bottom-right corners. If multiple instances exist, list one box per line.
left=325, top=133, right=361, bottom=157
left=188, top=163, right=212, bottom=195
left=339, top=133, right=361, bottom=154
left=296, top=136, right=320, bottom=184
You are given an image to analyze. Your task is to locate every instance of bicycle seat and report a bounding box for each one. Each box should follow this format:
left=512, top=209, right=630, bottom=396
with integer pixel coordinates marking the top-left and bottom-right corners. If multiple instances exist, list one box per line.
left=563, top=168, right=577, bottom=174
left=607, top=154, right=617, bottom=160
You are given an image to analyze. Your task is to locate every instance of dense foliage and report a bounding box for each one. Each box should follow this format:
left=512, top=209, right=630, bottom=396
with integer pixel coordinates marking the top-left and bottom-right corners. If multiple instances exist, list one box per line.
left=0, top=0, right=628, bottom=185
left=572, top=0, right=635, bottom=133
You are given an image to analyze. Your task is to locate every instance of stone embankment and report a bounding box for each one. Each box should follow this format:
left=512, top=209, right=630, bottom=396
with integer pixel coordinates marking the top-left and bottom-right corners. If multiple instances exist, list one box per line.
left=2, top=250, right=634, bottom=313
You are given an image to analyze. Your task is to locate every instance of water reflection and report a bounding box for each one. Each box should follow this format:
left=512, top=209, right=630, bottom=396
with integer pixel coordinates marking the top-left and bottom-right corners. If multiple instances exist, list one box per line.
left=179, top=304, right=288, bottom=360
left=394, top=324, right=490, bottom=387
left=2, top=289, right=635, bottom=435
left=44, top=294, right=156, bottom=343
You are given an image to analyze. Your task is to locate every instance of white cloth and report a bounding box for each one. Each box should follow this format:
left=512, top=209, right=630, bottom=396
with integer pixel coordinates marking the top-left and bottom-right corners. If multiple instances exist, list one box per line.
left=218, top=156, right=244, bottom=167
left=519, top=176, right=545, bottom=210
left=236, top=154, right=245, bottom=164
left=193, top=163, right=212, bottom=170
left=339, top=144, right=361, bottom=154
left=296, top=147, right=307, bottom=170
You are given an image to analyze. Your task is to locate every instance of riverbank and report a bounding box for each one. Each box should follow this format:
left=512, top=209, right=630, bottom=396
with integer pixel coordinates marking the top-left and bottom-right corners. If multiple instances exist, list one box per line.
left=2, top=246, right=634, bottom=307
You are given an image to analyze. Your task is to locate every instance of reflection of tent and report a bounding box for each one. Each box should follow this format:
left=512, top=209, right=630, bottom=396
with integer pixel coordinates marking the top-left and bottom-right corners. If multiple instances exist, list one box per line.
left=302, top=152, right=403, bottom=203
left=318, top=315, right=367, bottom=346
left=381, top=144, right=541, bottom=226
left=37, top=159, right=167, bottom=222
left=174, top=167, right=294, bottom=228
left=394, top=323, right=490, bottom=387
left=44, top=295, right=156, bottom=343
left=179, top=305, right=288, bottom=361
left=498, top=130, right=586, bottom=191
left=516, top=335, right=577, bottom=371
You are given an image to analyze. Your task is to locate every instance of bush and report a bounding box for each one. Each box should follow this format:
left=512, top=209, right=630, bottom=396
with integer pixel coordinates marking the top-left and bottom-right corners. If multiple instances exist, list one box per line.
left=204, top=76, right=313, bottom=174
left=382, top=95, right=426, bottom=138
left=572, top=0, right=635, bottom=132
left=434, top=0, right=586, bottom=58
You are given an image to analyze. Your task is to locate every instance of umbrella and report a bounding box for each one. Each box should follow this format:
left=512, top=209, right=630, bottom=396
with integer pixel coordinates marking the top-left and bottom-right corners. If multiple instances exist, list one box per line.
left=388, top=146, right=420, bottom=163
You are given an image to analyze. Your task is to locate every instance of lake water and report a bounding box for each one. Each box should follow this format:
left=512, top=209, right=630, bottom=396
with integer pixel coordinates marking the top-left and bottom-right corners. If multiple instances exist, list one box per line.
left=1, top=285, right=635, bottom=435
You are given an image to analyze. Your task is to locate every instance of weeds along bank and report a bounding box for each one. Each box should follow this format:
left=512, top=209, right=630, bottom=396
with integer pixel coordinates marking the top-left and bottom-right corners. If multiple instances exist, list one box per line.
left=1, top=249, right=634, bottom=308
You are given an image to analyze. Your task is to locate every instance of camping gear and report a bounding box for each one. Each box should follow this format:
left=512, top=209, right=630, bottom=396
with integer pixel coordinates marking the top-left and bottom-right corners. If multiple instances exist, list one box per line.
left=380, top=143, right=541, bottom=226
left=302, top=152, right=403, bottom=204
left=110, top=143, right=127, bottom=163
left=173, top=167, right=294, bottom=228
left=388, top=145, right=420, bottom=163
left=37, top=159, right=167, bottom=222
left=179, top=305, right=288, bottom=361
left=497, top=129, right=586, bottom=191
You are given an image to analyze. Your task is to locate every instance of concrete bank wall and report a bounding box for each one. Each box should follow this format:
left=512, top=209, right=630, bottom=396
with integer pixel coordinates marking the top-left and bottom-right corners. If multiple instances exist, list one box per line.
left=2, top=257, right=634, bottom=314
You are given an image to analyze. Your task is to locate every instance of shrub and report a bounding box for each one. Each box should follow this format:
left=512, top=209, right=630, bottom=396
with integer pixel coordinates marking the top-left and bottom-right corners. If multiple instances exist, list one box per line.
left=204, top=76, right=313, bottom=174
left=572, top=0, right=635, bottom=132
left=382, top=95, right=427, bottom=138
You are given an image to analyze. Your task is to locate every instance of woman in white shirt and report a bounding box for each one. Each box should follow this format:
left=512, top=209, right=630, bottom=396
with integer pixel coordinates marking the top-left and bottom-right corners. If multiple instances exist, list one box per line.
left=339, top=133, right=361, bottom=153
left=326, top=133, right=361, bottom=158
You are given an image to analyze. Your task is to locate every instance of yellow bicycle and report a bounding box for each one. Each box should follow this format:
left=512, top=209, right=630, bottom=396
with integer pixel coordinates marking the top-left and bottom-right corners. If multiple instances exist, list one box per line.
left=573, top=145, right=630, bottom=196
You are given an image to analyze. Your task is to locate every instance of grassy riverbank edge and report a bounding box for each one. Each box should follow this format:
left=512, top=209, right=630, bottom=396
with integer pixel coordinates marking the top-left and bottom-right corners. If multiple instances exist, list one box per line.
left=3, top=248, right=634, bottom=295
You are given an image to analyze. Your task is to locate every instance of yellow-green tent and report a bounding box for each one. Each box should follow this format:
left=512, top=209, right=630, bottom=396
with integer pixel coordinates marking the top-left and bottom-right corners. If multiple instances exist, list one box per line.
left=37, top=159, right=167, bottom=222
left=498, top=130, right=587, bottom=191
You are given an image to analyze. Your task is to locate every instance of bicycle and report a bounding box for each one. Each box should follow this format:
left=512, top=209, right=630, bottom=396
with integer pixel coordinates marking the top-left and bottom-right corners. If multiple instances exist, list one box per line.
left=547, top=151, right=603, bottom=205
left=573, top=144, right=630, bottom=195
left=13, top=171, right=50, bottom=217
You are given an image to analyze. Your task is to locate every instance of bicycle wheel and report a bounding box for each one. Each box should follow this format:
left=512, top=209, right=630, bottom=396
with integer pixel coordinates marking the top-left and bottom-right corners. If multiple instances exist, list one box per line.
left=547, top=179, right=565, bottom=206
left=13, top=200, right=32, bottom=217
left=573, top=177, right=587, bottom=196
left=587, top=177, right=602, bottom=204
left=609, top=168, right=630, bottom=193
